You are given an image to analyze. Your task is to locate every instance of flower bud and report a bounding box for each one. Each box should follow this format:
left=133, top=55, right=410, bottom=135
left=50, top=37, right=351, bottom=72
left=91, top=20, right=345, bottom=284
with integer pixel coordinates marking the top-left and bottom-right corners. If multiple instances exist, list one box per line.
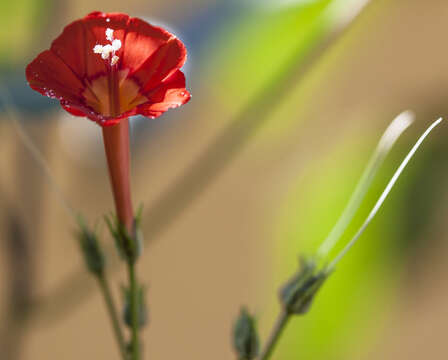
left=279, top=257, right=329, bottom=315
left=233, top=307, right=260, bottom=360
left=105, top=214, right=143, bottom=264
left=122, top=285, right=148, bottom=329
left=77, top=217, right=105, bottom=276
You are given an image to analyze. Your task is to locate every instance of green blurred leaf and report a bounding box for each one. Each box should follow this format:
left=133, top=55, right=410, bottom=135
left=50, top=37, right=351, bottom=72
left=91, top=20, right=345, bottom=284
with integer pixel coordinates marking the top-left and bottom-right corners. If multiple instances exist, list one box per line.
left=208, top=0, right=333, bottom=109
left=0, top=0, right=50, bottom=67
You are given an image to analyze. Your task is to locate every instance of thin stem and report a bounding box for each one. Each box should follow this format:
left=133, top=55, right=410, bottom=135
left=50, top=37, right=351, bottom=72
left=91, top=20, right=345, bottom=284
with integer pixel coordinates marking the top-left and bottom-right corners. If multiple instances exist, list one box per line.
left=259, top=311, right=291, bottom=360
left=97, top=274, right=128, bottom=360
left=128, top=262, right=139, bottom=360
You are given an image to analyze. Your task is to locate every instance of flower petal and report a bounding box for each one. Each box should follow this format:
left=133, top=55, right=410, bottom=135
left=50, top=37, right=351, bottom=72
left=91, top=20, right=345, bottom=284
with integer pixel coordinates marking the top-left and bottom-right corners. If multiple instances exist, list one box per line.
left=137, top=70, right=190, bottom=118
left=63, top=100, right=134, bottom=125
left=122, top=17, right=173, bottom=73
left=83, top=12, right=129, bottom=69
left=26, top=50, right=85, bottom=103
left=50, top=12, right=129, bottom=79
left=61, top=102, right=86, bottom=117
left=131, top=37, right=187, bottom=94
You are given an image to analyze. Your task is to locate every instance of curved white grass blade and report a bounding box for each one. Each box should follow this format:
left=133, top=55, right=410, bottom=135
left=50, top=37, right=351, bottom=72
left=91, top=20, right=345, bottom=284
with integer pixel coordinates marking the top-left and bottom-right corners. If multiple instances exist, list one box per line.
left=328, top=118, right=443, bottom=270
left=317, top=111, right=415, bottom=258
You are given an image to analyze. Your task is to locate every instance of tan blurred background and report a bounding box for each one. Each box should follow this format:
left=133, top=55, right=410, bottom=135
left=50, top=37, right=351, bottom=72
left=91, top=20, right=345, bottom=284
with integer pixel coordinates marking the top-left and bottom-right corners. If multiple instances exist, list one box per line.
left=1, top=0, right=448, bottom=359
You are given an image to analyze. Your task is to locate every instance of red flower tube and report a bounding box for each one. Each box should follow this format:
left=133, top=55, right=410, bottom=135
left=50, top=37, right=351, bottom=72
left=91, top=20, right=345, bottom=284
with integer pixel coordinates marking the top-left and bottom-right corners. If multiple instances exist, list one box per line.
left=26, top=11, right=191, bottom=233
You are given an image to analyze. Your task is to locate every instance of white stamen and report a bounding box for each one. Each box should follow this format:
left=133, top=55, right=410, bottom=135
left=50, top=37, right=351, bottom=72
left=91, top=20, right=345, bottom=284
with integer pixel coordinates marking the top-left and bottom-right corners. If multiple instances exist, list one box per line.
left=328, top=117, right=443, bottom=270
left=92, top=28, right=121, bottom=66
left=103, top=44, right=113, bottom=53
left=93, top=44, right=103, bottom=54
left=111, top=55, right=119, bottom=65
left=106, top=28, right=114, bottom=41
left=101, top=44, right=114, bottom=59
left=111, top=39, right=122, bottom=51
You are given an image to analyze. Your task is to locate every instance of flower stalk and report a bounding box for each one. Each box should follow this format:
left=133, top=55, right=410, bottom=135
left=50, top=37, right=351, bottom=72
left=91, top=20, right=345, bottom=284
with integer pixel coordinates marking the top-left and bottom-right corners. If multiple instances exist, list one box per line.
left=25, top=12, right=191, bottom=360
left=97, top=274, right=128, bottom=360
left=259, top=258, right=328, bottom=360
left=102, top=120, right=141, bottom=359
left=102, top=119, right=134, bottom=234
left=128, top=262, right=140, bottom=360
left=259, top=311, right=290, bottom=360
left=77, top=218, right=128, bottom=359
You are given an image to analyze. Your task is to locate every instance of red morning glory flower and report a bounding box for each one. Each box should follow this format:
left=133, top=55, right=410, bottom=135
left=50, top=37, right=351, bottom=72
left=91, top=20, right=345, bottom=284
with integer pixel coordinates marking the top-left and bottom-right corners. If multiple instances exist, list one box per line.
left=26, top=11, right=191, bottom=126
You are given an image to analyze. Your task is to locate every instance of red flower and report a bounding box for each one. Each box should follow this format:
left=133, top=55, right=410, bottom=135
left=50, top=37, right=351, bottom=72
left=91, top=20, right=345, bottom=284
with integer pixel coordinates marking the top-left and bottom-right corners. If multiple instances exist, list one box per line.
left=26, top=11, right=191, bottom=126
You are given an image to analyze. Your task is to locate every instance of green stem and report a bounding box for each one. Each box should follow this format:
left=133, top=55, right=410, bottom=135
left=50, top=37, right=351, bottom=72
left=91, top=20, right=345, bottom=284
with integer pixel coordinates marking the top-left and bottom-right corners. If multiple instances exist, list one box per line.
left=97, top=274, right=128, bottom=360
left=259, top=311, right=291, bottom=360
left=128, top=261, right=139, bottom=360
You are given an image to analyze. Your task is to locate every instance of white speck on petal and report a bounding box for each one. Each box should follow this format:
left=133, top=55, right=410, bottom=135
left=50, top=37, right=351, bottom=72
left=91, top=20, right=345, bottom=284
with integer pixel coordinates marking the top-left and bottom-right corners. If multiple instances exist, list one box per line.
left=93, top=44, right=103, bottom=54
left=100, top=44, right=114, bottom=59
left=111, top=39, right=122, bottom=51
left=103, top=44, right=113, bottom=54
left=105, top=28, right=114, bottom=41
left=111, top=55, right=119, bottom=65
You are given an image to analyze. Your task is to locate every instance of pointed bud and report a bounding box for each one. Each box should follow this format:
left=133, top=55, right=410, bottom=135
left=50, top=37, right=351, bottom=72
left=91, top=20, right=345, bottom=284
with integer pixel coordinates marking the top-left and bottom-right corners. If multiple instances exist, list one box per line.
left=233, top=307, right=260, bottom=360
left=76, top=216, right=105, bottom=276
left=105, top=213, right=143, bottom=264
left=279, top=257, right=329, bottom=315
left=122, top=284, right=148, bottom=329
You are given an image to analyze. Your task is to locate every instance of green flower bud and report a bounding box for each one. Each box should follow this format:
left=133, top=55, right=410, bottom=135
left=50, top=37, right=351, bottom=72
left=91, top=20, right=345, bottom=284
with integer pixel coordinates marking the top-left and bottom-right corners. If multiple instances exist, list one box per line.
left=233, top=307, right=260, bottom=360
left=77, top=217, right=104, bottom=276
left=122, top=285, right=148, bottom=329
left=105, top=214, right=143, bottom=264
left=279, top=257, right=329, bottom=315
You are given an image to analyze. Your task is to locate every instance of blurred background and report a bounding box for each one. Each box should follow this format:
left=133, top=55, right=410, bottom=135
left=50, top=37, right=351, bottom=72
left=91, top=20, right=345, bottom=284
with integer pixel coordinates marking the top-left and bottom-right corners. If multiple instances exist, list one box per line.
left=1, top=0, right=448, bottom=359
